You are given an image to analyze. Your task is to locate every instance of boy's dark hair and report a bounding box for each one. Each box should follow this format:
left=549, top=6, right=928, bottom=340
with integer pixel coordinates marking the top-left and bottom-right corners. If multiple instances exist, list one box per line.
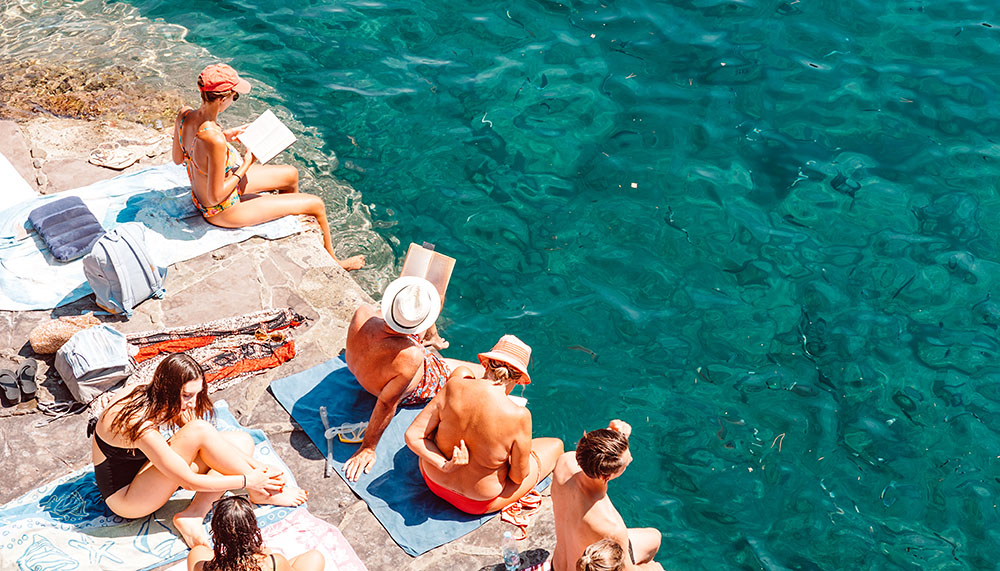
left=575, top=428, right=629, bottom=480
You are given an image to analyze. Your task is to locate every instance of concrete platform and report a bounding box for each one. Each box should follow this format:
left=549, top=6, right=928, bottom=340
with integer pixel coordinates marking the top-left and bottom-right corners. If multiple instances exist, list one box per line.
left=0, top=119, right=556, bottom=570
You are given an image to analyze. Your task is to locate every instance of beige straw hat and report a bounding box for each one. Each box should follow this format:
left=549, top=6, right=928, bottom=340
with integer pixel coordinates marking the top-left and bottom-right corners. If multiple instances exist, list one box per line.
left=478, top=334, right=532, bottom=384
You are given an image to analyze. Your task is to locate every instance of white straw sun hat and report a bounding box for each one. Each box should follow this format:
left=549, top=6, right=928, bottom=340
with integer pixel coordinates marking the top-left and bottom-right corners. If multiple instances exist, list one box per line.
left=381, top=276, right=441, bottom=335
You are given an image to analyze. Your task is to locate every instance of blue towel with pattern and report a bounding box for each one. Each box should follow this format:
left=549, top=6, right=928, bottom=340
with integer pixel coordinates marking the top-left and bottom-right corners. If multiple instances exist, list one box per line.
left=269, top=356, right=548, bottom=557
left=0, top=401, right=297, bottom=571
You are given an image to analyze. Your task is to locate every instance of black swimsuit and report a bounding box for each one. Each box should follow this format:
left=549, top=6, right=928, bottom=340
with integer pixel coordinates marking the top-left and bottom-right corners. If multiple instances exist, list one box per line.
left=88, top=418, right=149, bottom=500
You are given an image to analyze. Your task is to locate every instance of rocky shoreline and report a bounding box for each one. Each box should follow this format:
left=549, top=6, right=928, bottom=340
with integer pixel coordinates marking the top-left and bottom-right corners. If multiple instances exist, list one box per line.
left=0, top=71, right=556, bottom=569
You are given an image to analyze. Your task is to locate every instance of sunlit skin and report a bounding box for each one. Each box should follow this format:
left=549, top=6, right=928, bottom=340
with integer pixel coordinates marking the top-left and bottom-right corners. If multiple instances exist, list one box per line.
left=172, top=87, right=364, bottom=271
left=404, top=363, right=563, bottom=513
left=551, top=420, right=663, bottom=571
left=92, top=375, right=309, bottom=548
left=342, top=305, right=483, bottom=481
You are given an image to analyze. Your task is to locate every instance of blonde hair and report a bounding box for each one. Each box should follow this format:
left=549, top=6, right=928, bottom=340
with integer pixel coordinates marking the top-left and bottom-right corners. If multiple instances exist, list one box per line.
left=576, top=539, right=625, bottom=571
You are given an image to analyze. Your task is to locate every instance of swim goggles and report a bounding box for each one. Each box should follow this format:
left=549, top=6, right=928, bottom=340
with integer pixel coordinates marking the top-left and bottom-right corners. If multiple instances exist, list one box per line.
left=325, top=421, right=368, bottom=443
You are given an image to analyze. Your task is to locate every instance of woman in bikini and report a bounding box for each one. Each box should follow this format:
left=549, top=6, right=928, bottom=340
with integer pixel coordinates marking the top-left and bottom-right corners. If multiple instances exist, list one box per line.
left=90, top=352, right=308, bottom=548
left=404, top=335, right=564, bottom=514
left=186, top=495, right=323, bottom=571
left=172, top=63, right=364, bottom=271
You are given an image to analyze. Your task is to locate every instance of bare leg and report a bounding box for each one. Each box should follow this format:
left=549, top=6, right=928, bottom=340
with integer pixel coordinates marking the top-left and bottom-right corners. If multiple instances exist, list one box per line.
left=627, top=528, right=662, bottom=564
left=484, top=437, right=564, bottom=513
left=441, top=358, right=484, bottom=378
left=422, top=323, right=449, bottom=350
left=243, top=163, right=298, bottom=194
left=105, top=421, right=306, bottom=547
left=288, top=550, right=325, bottom=571
left=208, top=193, right=364, bottom=271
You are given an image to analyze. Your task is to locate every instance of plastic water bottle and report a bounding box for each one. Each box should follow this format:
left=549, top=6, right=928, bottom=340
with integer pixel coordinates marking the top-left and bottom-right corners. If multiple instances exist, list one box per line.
left=502, top=531, right=520, bottom=571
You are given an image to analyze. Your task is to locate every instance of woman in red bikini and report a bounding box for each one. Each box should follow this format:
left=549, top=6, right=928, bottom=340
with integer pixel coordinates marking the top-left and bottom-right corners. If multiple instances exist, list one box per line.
left=404, top=335, right=564, bottom=514
left=172, top=63, right=364, bottom=271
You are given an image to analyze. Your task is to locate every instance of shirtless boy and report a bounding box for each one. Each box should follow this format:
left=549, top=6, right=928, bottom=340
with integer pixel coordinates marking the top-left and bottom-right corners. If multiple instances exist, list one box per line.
left=551, top=420, right=663, bottom=571
left=404, top=335, right=563, bottom=513
left=343, top=276, right=480, bottom=481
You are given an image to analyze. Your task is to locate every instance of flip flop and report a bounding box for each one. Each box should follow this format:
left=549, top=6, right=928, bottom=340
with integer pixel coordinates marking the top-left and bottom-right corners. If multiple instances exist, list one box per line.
left=16, top=358, right=37, bottom=396
left=501, top=503, right=529, bottom=541
left=88, top=142, right=139, bottom=170
left=0, top=369, right=18, bottom=402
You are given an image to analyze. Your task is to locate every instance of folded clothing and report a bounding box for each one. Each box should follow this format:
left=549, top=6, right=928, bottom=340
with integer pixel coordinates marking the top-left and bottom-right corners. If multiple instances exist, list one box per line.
left=28, top=196, right=105, bottom=262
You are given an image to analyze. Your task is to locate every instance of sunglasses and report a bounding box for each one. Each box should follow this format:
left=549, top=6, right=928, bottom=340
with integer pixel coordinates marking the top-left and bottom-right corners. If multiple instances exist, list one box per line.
left=254, top=328, right=287, bottom=343
left=489, top=359, right=523, bottom=381
left=232, top=92, right=240, bottom=101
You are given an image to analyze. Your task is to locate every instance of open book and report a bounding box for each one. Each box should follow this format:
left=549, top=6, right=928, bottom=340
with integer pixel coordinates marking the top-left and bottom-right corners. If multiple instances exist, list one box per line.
left=400, top=242, right=455, bottom=302
left=236, top=109, right=297, bottom=164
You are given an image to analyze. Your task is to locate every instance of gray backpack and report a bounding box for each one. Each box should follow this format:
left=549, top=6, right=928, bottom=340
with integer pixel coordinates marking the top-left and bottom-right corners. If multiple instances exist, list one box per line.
left=54, top=325, right=133, bottom=404
left=82, top=222, right=166, bottom=318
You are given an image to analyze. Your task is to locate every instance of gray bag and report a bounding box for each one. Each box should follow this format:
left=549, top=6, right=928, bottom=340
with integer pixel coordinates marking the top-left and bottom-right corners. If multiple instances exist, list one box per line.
left=54, top=325, right=133, bottom=404
left=82, top=222, right=166, bottom=317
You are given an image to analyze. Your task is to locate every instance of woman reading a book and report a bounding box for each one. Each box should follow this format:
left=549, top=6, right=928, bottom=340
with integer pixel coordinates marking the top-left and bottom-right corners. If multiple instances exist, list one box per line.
left=172, top=63, right=365, bottom=270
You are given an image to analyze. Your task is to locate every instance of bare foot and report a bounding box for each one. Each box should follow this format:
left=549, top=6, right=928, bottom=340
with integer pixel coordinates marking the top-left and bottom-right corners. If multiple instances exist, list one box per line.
left=172, top=511, right=210, bottom=548
left=423, top=332, right=450, bottom=351
left=248, top=485, right=309, bottom=507
left=338, top=254, right=365, bottom=271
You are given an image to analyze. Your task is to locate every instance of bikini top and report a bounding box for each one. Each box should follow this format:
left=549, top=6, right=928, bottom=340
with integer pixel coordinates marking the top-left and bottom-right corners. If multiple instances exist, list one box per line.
left=178, top=110, right=242, bottom=177
left=87, top=417, right=149, bottom=462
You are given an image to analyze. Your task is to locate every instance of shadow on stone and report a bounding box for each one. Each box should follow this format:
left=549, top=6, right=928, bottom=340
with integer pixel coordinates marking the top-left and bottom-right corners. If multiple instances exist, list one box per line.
left=476, top=548, right=551, bottom=571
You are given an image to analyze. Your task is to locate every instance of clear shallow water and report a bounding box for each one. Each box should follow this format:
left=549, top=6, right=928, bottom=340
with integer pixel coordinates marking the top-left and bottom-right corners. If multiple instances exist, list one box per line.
left=9, top=0, right=1000, bottom=567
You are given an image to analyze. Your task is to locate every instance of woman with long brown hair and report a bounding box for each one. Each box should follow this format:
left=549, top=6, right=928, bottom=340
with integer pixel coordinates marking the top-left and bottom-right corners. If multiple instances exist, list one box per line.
left=89, top=352, right=307, bottom=548
left=186, top=495, right=323, bottom=571
left=172, top=63, right=364, bottom=271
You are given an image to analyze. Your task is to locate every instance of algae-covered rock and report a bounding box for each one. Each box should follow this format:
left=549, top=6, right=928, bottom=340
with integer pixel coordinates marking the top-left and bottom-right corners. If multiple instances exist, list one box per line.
left=0, top=58, right=182, bottom=124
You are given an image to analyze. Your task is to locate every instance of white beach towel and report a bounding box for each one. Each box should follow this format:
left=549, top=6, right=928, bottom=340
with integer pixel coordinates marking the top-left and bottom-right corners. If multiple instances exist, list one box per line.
left=0, top=150, right=37, bottom=206
left=0, top=163, right=301, bottom=311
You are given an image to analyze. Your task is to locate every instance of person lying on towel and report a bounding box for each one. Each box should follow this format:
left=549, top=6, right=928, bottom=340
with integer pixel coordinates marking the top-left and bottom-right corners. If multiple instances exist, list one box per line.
left=404, top=335, right=564, bottom=514
left=343, top=276, right=482, bottom=481
left=187, top=495, right=324, bottom=571
left=89, top=352, right=308, bottom=548
left=172, top=63, right=364, bottom=271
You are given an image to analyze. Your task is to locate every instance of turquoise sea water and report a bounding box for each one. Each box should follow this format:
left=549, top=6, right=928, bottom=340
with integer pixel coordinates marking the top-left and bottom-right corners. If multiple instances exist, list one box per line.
left=6, top=0, right=1000, bottom=568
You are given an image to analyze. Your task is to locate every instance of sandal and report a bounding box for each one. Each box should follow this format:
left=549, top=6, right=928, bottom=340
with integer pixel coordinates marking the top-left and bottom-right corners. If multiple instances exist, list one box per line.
left=0, top=369, right=19, bottom=403
left=17, top=358, right=37, bottom=396
left=89, top=142, right=139, bottom=170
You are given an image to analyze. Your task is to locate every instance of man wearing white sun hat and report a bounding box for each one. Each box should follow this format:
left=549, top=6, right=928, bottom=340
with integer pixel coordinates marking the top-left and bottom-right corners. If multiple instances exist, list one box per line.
left=343, top=276, right=483, bottom=481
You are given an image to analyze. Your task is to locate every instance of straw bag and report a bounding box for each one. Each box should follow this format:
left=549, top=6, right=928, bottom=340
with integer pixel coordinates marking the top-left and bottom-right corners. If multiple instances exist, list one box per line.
left=28, top=313, right=102, bottom=354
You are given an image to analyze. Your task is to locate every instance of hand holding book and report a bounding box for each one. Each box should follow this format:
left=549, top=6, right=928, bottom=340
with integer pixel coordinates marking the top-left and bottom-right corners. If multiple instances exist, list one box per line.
left=236, top=109, right=297, bottom=164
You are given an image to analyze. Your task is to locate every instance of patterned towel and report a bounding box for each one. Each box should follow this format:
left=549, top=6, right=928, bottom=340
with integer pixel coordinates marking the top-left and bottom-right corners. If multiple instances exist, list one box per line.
left=88, top=308, right=307, bottom=418
left=165, top=508, right=368, bottom=571
left=0, top=401, right=296, bottom=571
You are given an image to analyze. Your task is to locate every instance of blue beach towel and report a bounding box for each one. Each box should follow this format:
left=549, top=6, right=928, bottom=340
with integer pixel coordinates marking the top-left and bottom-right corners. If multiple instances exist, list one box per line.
left=0, top=163, right=301, bottom=311
left=269, top=356, right=547, bottom=557
left=0, top=401, right=297, bottom=571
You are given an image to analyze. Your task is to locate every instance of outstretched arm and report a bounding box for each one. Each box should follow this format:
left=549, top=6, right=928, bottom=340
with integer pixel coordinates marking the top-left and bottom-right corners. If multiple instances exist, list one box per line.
left=136, top=428, right=274, bottom=492
left=344, top=374, right=409, bottom=481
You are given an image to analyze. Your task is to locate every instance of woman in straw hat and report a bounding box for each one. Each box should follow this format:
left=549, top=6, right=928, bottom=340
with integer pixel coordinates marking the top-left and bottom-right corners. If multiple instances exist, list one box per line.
left=172, top=63, right=364, bottom=270
left=404, top=335, right=563, bottom=514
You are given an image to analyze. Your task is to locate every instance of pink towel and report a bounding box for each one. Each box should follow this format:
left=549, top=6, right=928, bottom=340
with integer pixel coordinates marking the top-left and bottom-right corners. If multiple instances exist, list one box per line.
left=167, top=508, right=367, bottom=571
